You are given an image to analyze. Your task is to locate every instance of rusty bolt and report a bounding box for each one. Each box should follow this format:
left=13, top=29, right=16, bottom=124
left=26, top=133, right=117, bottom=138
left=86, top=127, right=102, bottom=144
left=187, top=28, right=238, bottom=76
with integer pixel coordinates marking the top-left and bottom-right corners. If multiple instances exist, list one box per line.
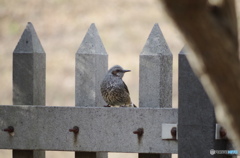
left=69, top=126, right=79, bottom=134
left=220, top=127, right=226, bottom=138
left=133, top=128, right=144, bottom=136
left=3, top=126, right=14, bottom=133
left=171, top=127, right=177, bottom=138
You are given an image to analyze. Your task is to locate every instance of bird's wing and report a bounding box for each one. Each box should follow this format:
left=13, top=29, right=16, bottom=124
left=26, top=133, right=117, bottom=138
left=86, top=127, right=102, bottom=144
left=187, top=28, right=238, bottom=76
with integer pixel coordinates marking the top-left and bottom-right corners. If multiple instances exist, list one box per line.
left=123, top=81, right=129, bottom=94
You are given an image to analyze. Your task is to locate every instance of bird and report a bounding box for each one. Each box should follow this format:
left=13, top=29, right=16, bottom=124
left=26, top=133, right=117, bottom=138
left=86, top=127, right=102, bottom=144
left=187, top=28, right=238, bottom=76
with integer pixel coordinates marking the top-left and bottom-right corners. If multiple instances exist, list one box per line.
left=100, top=65, right=136, bottom=107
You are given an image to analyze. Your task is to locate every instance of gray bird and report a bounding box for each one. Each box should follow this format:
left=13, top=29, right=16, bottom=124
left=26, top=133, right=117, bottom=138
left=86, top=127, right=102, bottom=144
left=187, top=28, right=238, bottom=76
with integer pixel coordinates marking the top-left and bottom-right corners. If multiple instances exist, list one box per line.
left=101, top=65, right=136, bottom=107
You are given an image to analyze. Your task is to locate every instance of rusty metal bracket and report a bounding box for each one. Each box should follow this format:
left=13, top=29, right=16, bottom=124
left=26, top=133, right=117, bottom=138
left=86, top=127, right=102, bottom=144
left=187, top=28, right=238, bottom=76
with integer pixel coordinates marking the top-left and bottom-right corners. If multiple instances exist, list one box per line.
left=162, top=124, right=178, bottom=140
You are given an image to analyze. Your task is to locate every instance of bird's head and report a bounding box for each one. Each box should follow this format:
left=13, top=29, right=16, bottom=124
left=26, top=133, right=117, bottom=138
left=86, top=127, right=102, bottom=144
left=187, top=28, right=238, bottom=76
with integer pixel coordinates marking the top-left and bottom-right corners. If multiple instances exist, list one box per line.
left=108, top=65, right=130, bottom=78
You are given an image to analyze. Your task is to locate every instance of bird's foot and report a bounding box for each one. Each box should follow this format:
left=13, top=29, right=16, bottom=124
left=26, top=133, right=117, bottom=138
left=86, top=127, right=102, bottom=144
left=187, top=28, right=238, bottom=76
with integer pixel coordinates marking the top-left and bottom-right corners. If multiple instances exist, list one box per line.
left=120, top=104, right=137, bottom=108
left=104, top=105, right=111, bottom=107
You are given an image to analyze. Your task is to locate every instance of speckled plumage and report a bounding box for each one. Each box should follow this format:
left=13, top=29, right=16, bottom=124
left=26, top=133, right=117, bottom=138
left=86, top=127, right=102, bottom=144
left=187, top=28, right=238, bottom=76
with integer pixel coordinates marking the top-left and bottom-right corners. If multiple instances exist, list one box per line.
left=101, top=65, right=135, bottom=107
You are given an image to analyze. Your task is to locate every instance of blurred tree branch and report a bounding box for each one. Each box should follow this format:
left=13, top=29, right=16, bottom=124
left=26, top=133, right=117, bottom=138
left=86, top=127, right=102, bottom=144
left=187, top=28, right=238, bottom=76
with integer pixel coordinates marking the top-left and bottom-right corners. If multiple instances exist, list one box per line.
left=160, top=0, right=240, bottom=150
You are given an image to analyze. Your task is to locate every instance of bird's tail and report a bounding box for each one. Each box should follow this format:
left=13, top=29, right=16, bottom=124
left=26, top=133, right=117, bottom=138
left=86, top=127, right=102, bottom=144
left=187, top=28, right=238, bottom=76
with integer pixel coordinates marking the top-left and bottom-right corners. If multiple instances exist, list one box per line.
left=131, top=103, right=137, bottom=108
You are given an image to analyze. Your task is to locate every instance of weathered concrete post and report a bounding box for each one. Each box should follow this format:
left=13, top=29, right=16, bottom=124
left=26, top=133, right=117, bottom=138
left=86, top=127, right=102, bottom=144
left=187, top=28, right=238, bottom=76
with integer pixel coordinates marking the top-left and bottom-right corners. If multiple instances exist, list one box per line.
left=13, top=22, right=46, bottom=158
left=178, top=47, right=228, bottom=158
left=75, top=23, right=108, bottom=158
left=139, top=24, right=172, bottom=158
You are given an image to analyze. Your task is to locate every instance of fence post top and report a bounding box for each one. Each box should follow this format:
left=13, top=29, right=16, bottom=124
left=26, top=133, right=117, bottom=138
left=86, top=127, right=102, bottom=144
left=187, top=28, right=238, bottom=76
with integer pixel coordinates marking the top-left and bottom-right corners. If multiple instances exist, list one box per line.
left=13, top=22, right=45, bottom=54
left=141, top=23, right=171, bottom=55
left=76, top=23, right=107, bottom=55
left=179, top=45, right=192, bottom=55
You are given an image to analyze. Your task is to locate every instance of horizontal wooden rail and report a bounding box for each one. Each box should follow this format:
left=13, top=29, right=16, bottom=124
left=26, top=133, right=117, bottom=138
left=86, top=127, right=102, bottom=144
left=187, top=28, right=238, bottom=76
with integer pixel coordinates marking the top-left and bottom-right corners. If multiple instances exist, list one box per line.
left=0, top=105, right=177, bottom=154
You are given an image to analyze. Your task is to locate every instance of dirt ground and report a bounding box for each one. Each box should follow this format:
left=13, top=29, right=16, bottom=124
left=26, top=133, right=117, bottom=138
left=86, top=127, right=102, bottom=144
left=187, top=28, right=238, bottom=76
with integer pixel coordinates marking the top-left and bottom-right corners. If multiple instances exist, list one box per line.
left=3, top=0, right=235, bottom=157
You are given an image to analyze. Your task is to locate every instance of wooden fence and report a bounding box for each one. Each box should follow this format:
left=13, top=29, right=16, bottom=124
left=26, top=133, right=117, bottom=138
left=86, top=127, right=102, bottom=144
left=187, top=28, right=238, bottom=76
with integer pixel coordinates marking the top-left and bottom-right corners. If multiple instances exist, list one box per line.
left=0, top=22, right=234, bottom=158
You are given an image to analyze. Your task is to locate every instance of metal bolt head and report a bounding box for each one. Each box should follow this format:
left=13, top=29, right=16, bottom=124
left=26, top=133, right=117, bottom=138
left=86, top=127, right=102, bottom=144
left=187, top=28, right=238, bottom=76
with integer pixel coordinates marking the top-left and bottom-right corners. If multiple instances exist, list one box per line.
left=3, top=126, right=14, bottom=133
left=133, top=128, right=144, bottom=136
left=171, top=127, right=177, bottom=138
left=69, top=126, right=79, bottom=134
left=220, top=127, right=226, bottom=138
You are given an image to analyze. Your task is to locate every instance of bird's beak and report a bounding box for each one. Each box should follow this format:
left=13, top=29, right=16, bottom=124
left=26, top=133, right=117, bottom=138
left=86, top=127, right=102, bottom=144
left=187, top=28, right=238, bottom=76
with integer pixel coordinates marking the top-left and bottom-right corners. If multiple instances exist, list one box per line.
left=122, top=70, right=131, bottom=73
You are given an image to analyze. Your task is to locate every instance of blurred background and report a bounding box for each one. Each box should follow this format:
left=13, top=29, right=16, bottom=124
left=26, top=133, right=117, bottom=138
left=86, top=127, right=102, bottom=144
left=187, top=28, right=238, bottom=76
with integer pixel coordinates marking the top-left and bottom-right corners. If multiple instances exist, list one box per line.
left=2, top=0, right=238, bottom=158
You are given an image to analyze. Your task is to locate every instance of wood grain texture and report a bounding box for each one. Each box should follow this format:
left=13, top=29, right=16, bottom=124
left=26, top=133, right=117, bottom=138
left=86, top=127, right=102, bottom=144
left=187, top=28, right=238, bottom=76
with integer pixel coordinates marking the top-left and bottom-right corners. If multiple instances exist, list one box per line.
left=161, top=0, right=240, bottom=151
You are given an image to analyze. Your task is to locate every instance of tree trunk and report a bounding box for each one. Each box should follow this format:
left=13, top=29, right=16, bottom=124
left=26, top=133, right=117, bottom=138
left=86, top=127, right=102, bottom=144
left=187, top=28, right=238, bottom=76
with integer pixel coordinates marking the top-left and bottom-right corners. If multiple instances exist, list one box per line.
left=160, top=0, right=240, bottom=150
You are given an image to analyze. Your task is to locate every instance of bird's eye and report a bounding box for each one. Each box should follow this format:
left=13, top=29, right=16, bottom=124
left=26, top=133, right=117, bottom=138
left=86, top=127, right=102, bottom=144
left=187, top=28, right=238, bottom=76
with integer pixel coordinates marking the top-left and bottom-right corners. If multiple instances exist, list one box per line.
left=112, top=70, right=119, bottom=76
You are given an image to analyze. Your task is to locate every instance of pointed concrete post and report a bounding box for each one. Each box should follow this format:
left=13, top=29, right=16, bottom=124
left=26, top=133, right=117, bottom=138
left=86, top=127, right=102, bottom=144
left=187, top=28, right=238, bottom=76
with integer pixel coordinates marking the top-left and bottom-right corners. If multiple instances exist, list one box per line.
left=139, top=23, right=172, bottom=108
left=178, top=47, right=228, bottom=158
left=13, top=22, right=46, bottom=158
left=75, top=23, right=108, bottom=158
left=139, top=24, right=172, bottom=158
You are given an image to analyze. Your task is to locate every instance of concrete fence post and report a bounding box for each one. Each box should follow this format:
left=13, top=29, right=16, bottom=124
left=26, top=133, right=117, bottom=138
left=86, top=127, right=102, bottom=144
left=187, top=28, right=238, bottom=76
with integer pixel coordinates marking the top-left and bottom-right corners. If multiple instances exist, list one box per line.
left=75, top=23, right=108, bottom=158
left=139, top=23, right=172, bottom=158
left=12, top=22, right=46, bottom=158
left=178, top=47, right=228, bottom=158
